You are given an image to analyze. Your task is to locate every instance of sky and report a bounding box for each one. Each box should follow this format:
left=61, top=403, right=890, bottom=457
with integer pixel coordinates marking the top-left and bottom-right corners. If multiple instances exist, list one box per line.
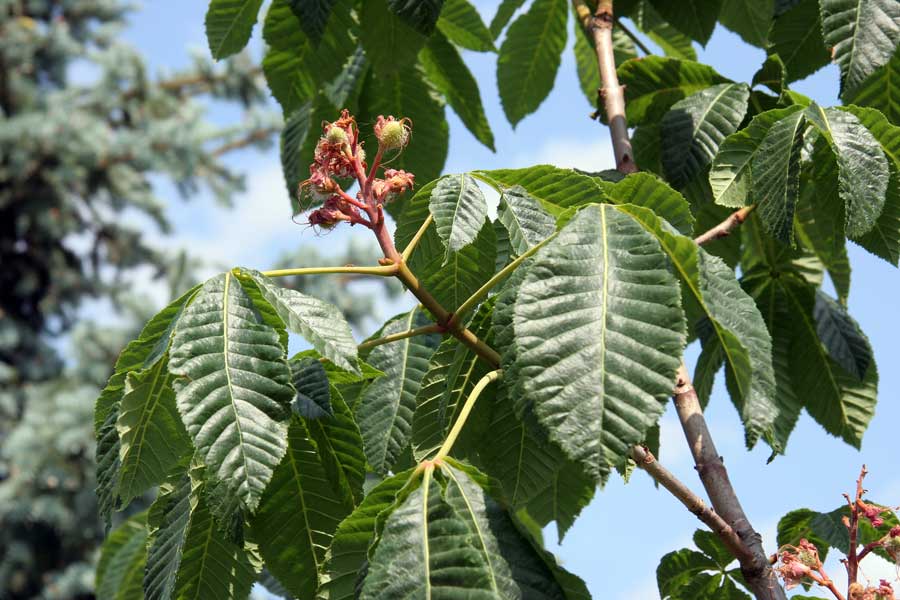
left=117, top=2, right=900, bottom=598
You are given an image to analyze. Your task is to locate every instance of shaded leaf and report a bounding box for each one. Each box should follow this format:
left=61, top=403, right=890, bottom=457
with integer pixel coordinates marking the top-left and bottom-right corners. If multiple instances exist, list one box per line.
left=752, top=108, right=806, bottom=242
left=845, top=46, right=900, bottom=124
left=768, top=0, right=830, bottom=83
left=96, top=512, right=147, bottom=600
left=437, top=0, right=495, bottom=51
left=813, top=291, right=873, bottom=380
left=646, top=0, right=722, bottom=44
left=205, top=0, right=264, bottom=59
left=719, top=0, right=774, bottom=47
left=290, top=356, right=333, bottom=418
left=387, top=0, right=445, bottom=35
left=289, top=0, right=337, bottom=43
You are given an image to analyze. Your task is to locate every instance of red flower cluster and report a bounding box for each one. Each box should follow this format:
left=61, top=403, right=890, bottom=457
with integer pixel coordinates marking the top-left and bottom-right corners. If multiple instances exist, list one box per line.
left=858, top=500, right=891, bottom=528
left=301, top=110, right=416, bottom=231
left=775, top=539, right=820, bottom=590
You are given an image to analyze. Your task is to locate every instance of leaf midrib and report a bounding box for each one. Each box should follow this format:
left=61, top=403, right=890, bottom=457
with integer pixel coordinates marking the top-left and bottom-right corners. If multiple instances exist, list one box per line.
left=444, top=468, right=501, bottom=594
left=222, top=272, right=252, bottom=495
left=119, top=362, right=168, bottom=495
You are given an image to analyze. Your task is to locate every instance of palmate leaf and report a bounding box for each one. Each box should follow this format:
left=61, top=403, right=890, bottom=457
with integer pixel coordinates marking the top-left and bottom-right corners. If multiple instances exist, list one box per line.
left=115, top=356, right=191, bottom=506
left=646, top=0, right=722, bottom=44
left=168, top=272, right=295, bottom=523
left=768, top=0, right=830, bottom=83
left=437, top=0, right=495, bottom=51
left=804, top=104, right=889, bottom=237
left=420, top=32, right=495, bottom=150
left=96, top=512, right=147, bottom=600
left=430, top=173, right=489, bottom=257
left=251, top=416, right=355, bottom=598
left=661, top=83, right=750, bottom=189
left=360, top=462, right=586, bottom=599
left=751, top=108, right=806, bottom=242
left=497, top=0, right=568, bottom=126
left=356, top=309, right=441, bottom=474
left=509, top=204, right=686, bottom=480
left=498, top=186, right=558, bottom=255
left=709, top=105, right=805, bottom=208
left=820, top=0, right=900, bottom=97
left=615, top=203, right=778, bottom=449
left=243, top=270, right=359, bottom=374
left=263, top=0, right=356, bottom=115
left=845, top=46, right=900, bottom=124
left=617, top=57, right=730, bottom=126
left=204, top=0, right=264, bottom=59
left=319, top=470, right=415, bottom=600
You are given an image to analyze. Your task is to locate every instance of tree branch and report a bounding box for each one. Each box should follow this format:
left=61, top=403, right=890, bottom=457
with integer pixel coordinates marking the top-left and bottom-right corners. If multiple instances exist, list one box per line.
left=578, top=1, right=786, bottom=598
left=693, top=205, right=756, bottom=246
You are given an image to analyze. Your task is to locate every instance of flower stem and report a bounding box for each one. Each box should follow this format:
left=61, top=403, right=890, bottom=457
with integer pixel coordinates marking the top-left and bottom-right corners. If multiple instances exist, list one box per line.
left=261, top=264, right=399, bottom=278
left=434, top=370, right=501, bottom=461
left=358, top=324, right=443, bottom=353
left=448, top=234, right=555, bottom=329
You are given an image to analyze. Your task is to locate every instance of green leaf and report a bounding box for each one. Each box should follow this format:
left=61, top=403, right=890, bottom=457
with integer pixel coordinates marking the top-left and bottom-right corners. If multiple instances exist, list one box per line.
left=661, top=83, right=750, bottom=189
left=845, top=46, right=900, bottom=124
left=573, top=20, right=600, bottom=107
left=509, top=205, right=686, bottom=480
left=289, top=0, right=337, bottom=44
left=656, top=548, right=717, bottom=598
left=144, top=472, right=191, bottom=600
left=497, top=0, right=568, bottom=126
left=719, top=0, right=774, bottom=47
left=243, top=270, right=359, bottom=374
left=605, top=173, right=695, bottom=236
left=820, top=0, right=900, bottom=97
left=437, top=0, right=495, bottom=51
left=752, top=54, right=787, bottom=95
left=490, top=0, right=527, bottom=38
left=430, top=173, right=489, bottom=257
left=205, top=0, right=264, bottom=59
left=476, top=164, right=609, bottom=213
left=252, top=416, right=355, bottom=598
left=116, top=356, right=191, bottom=506
left=497, top=185, right=558, bottom=255
left=814, top=291, right=873, bottom=380
left=693, top=530, right=735, bottom=568
left=387, top=0, right=445, bottom=34
left=97, top=512, right=147, bottom=600
left=262, top=0, right=356, bottom=114
left=617, top=57, right=730, bottom=126
left=768, top=0, right=830, bottom=82
left=804, top=104, right=889, bottom=237
left=308, top=384, right=367, bottom=503
left=361, top=0, right=428, bottom=73
left=633, top=2, right=698, bottom=60
left=168, top=272, right=294, bottom=522
left=411, top=301, right=495, bottom=461
left=420, top=32, right=495, bottom=150
left=360, top=463, right=578, bottom=599
left=646, top=0, right=722, bottom=44
left=356, top=309, right=441, bottom=474
left=280, top=100, right=315, bottom=208
left=290, top=356, right=333, bottom=418
left=172, top=484, right=256, bottom=599
left=358, top=66, right=448, bottom=185
left=776, top=508, right=831, bottom=562
left=709, top=105, right=805, bottom=208
left=752, top=108, right=806, bottom=242
left=319, top=471, right=415, bottom=600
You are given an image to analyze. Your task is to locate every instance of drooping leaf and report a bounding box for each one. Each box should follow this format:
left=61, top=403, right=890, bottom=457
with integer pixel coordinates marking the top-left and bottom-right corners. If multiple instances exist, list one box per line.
left=814, top=291, right=873, bottom=380
left=307, top=385, right=367, bottom=504
left=420, top=32, right=495, bottom=150
left=116, top=356, right=191, bottom=506
left=244, top=270, right=359, bottom=374
left=751, top=108, right=806, bottom=242
left=617, top=57, right=730, bottom=126
left=820, top=0, right=900, bottom=97
left=490, top=0, right=527, bottom=38
left=168, top=272, right=294, bottom=522
left=205, top=0, right=264, bottom=59
left=845, top=46, right=900, bottom=124
left=280, top=100, right=315, bottom=208
left=96, top=512, right=147, bottom=600
left=386, top=0, right=445, bottom=34
left=719, top=0, right=774, bottom=47
left=437, top=0, right=495, bottom=51
left=144, top=472, right=191, bottom=600
left=509, top=204, right=686, bottom=480
left=497, top=185, right=558, bottom=255
left=252, top=416, right=355, bottom=598
left=709, top=105, right=805, bottom=208
left=768, top=0, right=830, bottom=83
left=319, top=470, right=415, bottom=600
left=263, top=0, right=356, bottom=114
left=661, top=83, right=750, bottom=188
left=356, top=309, right=441, bottom=474
left=497, top=0, right=568, bottom=126
left=430, top=173, right=489, bottom=257
left=804, top=104, right=889, bottom=237
left=646, top=0, right=723, bottom=44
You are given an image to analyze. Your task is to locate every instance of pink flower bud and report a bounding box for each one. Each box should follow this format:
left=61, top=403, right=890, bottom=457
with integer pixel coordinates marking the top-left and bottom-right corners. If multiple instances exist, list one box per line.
left=374, top=115, right=411, bottom=150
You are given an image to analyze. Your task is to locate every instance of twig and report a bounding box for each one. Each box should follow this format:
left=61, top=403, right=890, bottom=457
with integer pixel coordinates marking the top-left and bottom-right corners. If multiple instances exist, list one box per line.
left=357, top=324, right=443, bottom=353
left=693, top=205, right=756, bottom=246
left=261, top=265, right=399, bottom=278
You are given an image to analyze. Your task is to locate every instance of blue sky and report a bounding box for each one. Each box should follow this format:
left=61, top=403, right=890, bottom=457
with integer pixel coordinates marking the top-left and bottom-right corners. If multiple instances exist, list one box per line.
left=120, top=3, right=900, bottom=598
